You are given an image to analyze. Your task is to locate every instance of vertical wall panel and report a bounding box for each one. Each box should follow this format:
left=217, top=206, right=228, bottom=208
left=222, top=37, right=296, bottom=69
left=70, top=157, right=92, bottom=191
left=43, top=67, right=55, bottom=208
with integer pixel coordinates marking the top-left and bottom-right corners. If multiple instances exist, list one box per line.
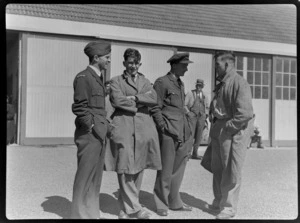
left=275, top=100, right=297, bottom=140
left=25, top=34, right=90, bottom=137
left=252, top=99, right=270, bottom=140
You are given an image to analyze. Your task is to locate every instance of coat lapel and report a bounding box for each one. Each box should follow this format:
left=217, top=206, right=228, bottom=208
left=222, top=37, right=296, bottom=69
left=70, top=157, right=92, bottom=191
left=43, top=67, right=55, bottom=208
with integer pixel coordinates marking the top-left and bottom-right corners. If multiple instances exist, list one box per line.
left=123, top=72, right=138, bottom=92
left=136, top=73, right=147, bottom=92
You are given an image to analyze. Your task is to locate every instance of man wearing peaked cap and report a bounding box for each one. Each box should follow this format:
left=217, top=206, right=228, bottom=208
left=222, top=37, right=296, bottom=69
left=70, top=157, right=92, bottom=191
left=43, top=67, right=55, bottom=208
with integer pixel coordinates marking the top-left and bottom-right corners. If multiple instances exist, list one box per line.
left=167, top=52, right=193, bottom=64
left=70, top=41, right=111, bottom=219
left=150, top=52, right=193, bottom=216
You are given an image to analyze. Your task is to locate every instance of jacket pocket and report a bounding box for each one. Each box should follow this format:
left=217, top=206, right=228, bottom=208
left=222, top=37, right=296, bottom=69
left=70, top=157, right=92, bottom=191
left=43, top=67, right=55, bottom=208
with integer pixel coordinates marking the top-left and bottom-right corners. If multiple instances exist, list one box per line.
left=91, top=89, right=105, bottom=107
left=92, top=115, right=107, bottom=141
left=166, top=89, right=181, bottom=107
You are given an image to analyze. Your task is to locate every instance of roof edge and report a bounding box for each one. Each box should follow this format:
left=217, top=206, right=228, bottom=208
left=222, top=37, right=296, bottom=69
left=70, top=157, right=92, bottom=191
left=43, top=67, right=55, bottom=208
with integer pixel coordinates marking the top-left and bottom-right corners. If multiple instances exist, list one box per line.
left=6, top=14, right=296, bottom=57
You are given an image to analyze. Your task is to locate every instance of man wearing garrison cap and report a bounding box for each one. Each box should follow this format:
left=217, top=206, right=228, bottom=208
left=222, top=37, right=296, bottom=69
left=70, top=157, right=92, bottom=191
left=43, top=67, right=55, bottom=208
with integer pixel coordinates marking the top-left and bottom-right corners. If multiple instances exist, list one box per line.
left=150, top=52, right=194, bottom=216
left=70, top=41, right=111, bottom=219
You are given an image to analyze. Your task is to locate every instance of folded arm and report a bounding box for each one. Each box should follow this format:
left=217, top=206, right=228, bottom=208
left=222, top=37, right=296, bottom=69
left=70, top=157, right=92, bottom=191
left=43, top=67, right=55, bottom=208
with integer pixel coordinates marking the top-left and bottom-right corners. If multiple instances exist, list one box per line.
left=109, top=78, right=137, bottom=113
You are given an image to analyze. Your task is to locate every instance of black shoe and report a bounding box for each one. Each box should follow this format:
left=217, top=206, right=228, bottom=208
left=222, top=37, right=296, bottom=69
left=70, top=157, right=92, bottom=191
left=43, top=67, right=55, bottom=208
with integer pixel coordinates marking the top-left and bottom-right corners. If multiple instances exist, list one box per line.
left=205, top=204, right=220, bottom=213
left=156, top=209, right=168, bottom=216
left=170, top=203, right=192, bottom=211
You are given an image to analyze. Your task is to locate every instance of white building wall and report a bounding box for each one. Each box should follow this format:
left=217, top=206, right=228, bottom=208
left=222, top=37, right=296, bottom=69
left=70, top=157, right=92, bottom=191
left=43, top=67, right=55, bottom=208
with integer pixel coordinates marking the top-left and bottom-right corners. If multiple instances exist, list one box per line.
left=275, top=100, right=297, bottom=140
left=252, top=100, right=270, bottom=140
left=25, top=34, right=88, bottom=137
left=181, top=52, right=212, bottom=102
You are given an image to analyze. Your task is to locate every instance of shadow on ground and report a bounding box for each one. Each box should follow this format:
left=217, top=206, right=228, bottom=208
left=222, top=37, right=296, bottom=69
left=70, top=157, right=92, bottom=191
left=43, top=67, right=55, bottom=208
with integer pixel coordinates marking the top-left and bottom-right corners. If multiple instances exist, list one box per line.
left=180, top=192, right=218, bottom=216
left=100, top=189, right=156, bottom=216
left=41, top=196, right=71, bottom=219
left=40, top=191, right=216, bottom=219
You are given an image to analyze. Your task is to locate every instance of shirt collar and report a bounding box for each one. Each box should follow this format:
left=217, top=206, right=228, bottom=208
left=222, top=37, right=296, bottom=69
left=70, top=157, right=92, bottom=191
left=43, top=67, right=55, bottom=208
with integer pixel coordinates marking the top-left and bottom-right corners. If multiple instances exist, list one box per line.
left=88, top=65, right=102, bottom=77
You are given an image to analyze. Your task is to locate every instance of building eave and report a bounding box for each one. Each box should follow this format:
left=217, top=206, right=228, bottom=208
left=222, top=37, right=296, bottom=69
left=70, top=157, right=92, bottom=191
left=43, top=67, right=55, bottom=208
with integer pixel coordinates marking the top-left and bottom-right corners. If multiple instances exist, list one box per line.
left=6, top=14, right=296, bottom=57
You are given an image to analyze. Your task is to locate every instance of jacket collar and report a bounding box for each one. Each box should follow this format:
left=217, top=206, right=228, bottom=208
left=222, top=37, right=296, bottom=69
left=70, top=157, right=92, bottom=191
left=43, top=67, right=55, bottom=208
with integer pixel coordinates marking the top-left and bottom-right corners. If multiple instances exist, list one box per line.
left=122, top=71, right=144, bottom=91
left=167, top=72, right=184, bottom=88
left=219, top=67, right=236, bottom=83
left=86, top=66, right=104, bottom=88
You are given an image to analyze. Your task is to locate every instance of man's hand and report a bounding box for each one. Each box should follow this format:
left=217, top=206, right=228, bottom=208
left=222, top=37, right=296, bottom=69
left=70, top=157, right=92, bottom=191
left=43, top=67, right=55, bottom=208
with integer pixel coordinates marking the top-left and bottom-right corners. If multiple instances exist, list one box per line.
left=126, top=96, right=136, bottom=101
left=187, top=111, right=196, bottom=118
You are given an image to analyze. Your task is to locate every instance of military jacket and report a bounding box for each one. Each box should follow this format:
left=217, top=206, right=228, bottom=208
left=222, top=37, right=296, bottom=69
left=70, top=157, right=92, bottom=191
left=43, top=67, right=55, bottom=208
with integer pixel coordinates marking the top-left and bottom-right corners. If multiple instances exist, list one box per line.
left=72, top=66, right=108, bottom=141
left=150, top=72, right=191, bottom=142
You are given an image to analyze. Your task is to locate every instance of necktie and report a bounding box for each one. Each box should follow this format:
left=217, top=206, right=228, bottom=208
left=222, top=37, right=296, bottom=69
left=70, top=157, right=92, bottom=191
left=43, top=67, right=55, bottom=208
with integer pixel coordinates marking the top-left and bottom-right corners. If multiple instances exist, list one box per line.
left=131, top=75, right=136, bottom=83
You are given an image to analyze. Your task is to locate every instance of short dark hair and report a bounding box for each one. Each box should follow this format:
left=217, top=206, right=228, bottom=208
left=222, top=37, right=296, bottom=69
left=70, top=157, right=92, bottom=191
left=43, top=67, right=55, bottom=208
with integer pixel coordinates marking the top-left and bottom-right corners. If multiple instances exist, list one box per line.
left=123, top=48, right=141, bottom=62
left=214, top=50, right=236, bottom=63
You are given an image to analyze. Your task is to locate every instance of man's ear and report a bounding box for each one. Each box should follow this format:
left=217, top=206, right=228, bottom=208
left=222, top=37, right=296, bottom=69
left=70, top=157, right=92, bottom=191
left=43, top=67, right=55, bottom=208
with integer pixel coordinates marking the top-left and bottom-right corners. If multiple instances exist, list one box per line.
left=93, top=55, right=99, bottom=62
left=123, top=61, right=126, bottom=67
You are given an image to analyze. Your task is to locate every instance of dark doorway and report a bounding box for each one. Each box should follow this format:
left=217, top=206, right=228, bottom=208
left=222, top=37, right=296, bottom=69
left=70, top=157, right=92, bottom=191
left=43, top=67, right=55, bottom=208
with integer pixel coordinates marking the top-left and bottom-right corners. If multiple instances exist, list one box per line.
left=7, top=31, right=19, bottom=144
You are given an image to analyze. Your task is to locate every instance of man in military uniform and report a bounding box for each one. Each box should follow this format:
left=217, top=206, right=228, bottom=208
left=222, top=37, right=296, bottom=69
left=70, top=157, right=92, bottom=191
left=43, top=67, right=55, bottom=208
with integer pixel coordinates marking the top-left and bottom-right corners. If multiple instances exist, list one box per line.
left=150, top=52, right=193, bottom=217
left=70, top=41, right=111, bottom=219
left=185, top=79, right=209, bottom=159
left=208, top=51, right=254, bottom=219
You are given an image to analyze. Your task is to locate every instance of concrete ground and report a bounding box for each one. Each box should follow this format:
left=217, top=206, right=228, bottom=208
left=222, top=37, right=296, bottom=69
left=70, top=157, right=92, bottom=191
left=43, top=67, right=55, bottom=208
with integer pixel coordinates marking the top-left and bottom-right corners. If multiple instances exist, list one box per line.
left=6, top=144, right=298, bottom=220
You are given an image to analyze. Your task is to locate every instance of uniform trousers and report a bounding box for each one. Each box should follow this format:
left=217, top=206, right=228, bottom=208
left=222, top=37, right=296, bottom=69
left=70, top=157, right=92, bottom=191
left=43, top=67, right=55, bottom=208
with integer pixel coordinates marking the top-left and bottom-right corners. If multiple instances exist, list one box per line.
left=70, top=129, right=106, bottom=219
left=210, top=118, right=254, bottom=215
left=193, top=114, right=206, bottom=150
left=117, top=170, right=144, bottom=214
left=153, top=132, right=190, bottom=211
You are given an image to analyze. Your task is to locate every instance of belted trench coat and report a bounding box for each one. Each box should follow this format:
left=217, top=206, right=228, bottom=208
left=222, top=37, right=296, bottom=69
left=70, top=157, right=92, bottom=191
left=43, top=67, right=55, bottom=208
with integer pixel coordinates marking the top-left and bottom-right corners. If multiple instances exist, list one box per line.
left=104, top=72, right=162, bottom=174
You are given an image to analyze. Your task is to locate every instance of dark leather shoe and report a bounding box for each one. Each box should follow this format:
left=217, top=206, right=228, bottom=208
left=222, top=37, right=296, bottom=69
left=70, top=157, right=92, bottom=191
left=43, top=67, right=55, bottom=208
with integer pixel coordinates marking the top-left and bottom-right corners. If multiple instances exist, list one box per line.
left=156, top=209, right=168, bottom=216
left=170, top=203, right=192, bottom=211
left=136, top=209, right=151, bottom=219
left=216, top=212, right=235, bottom=219
left=118, top=210, right=130, bottom=219
left=205, top=204, right=220, bottom=213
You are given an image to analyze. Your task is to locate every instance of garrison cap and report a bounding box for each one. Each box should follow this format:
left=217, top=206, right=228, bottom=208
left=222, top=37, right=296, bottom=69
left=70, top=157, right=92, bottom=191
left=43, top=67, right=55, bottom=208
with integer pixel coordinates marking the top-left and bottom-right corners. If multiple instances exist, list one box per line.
left=167, top=52, right=193, bottom=64
left=84, top=41, right=111, bottom=57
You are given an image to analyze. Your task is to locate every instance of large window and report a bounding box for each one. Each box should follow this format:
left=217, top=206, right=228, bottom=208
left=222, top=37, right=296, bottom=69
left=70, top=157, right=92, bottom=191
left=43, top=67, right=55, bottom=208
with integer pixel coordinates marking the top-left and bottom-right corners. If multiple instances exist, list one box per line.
left=235, top=55, right=271, bottom=99
left=275, top=58, right=297, bottom=100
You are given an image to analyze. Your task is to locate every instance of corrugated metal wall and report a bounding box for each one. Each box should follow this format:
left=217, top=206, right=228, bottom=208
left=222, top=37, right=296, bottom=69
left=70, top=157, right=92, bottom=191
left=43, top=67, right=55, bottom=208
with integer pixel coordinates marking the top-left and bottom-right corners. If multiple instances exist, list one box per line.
left=25, top=34, right=88, bottom=137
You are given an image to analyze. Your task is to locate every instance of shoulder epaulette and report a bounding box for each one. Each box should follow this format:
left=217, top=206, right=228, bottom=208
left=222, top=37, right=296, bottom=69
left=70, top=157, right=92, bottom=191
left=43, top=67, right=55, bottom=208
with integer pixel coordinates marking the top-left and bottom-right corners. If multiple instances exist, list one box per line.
left=76, top=74, right=86, bottom=79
